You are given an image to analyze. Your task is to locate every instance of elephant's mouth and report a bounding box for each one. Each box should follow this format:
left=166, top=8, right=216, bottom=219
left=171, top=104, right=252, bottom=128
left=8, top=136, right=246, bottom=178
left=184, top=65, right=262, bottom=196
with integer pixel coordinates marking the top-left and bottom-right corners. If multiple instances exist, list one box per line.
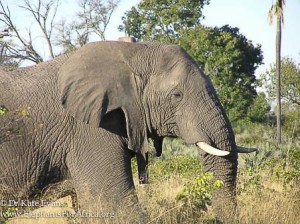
left=196, top=142, right=258, bottom=157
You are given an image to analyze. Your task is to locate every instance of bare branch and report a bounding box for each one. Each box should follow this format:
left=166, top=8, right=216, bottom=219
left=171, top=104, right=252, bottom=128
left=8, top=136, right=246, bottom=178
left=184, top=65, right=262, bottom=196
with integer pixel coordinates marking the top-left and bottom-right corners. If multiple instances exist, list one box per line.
left=0, top=0, right=61, bottom=64
left=55, top=0, right=119, bottom=51
left=19, top=0, right=60, bottom=59
left=49, top=0, right=60, bottom=38
left=1, top=1, right=43, bottom=63
left=0, top=31, right=9, bottom=39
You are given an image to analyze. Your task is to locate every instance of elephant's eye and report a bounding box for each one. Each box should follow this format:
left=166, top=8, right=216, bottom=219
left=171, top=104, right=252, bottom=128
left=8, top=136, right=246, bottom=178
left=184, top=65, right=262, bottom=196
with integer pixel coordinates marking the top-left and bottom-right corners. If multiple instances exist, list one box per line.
left=171, top=89, right=183, bottom=102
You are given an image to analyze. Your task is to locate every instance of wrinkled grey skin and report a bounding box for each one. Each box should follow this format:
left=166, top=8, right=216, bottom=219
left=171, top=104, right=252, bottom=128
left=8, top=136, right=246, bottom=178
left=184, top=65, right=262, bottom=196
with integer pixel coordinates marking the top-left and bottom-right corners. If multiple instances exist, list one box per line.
left=0, top=41, right=238, bottom=221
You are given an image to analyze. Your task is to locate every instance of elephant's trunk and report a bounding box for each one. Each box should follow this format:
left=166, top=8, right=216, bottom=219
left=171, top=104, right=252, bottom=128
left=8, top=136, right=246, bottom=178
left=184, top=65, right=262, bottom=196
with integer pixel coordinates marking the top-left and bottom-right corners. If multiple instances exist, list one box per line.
left=201, top=149, right=238, bottom=220
left=185, top=86, right=239, bottom=220
left=198, top=97, right=238, bottom=220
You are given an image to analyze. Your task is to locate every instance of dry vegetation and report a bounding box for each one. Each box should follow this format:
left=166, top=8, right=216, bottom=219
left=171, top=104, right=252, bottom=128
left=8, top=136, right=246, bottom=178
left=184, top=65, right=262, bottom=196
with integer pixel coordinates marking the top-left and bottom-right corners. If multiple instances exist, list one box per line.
left=2, top=123, right=300, bottom=224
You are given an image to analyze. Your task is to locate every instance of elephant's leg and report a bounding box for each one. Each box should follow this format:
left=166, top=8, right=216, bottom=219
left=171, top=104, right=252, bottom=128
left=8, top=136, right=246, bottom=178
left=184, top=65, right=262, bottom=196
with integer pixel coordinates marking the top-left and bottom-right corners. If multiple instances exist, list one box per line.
left=66, top=134, right=148, bottom=223
left=136, top=152, right=149, bottom=184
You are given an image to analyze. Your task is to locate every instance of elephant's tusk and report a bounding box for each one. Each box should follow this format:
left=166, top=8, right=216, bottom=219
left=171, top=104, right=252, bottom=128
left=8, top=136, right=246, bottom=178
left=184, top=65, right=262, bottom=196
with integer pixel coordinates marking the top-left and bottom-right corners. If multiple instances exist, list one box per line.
left=236, top=146, right=258, bottom=153
left=196, top=142, right=230, bottom=157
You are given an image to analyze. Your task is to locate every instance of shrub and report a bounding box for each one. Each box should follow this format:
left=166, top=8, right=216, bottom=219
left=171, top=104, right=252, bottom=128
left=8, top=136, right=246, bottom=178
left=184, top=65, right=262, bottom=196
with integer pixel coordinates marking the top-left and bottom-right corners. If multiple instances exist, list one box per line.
left=0, top=105, right=8, bottom=115
left=149, top=156, right=202, bottom=179
left=132, top=155, right=202, bottom=181
left=176, top=172, right=223, bottom=211
left=282, top=106, right=300, bottom=139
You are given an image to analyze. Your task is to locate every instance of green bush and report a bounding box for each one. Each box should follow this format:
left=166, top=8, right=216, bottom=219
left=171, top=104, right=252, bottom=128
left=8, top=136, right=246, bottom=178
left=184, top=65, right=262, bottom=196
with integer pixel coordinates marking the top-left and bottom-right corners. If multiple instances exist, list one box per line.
left=289, top=145, right=300, bottom=170
left=282, top=107, right=300, bottom=139
left=0, top=105, right=8, bottom=115
left=238, top=166, right=263, bottom=195
left=150, top=156, right=202, bottom=179
left=132, top=155, right=202, bottom=180
left=162, top=138, right=199, bottom=158
left=176, top=172, right=223, bottom=211
left=0, top=207, right=18, bottom=223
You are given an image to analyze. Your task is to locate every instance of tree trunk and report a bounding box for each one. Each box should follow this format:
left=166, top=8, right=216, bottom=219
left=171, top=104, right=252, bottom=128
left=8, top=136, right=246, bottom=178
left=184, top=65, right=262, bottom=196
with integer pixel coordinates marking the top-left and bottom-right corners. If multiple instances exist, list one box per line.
left=276, top=8, right=282, bottom=144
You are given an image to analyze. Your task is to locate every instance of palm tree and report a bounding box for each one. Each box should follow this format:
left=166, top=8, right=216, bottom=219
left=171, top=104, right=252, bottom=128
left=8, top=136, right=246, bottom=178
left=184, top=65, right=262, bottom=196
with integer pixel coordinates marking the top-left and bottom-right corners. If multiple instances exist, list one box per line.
left=268, top=0, right=285, bottom=144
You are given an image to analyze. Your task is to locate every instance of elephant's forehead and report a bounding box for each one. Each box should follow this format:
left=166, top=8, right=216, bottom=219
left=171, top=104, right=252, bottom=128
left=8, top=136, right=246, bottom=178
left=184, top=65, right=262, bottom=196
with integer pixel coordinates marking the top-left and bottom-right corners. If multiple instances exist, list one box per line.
left=150, top=62, right=206, bottom=91
left=168, top=61, right=206, bottom=84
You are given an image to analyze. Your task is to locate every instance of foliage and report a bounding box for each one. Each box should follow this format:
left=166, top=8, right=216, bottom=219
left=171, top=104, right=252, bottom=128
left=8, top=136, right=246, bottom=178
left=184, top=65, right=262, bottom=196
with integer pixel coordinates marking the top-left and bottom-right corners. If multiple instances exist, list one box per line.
left=132, top=154, right=222, bottom=222
left=282, top=106, right=300, bottom=139
left=176, top=173, right=223, bottom=211
left=131, top=155, right=202, bottom=180
left=236, top=122, right=300, bottom=194
left=121, top=3, right=264, bottom=123
left=0, top=105, right=8, bottom=116
left=180, top=25, right=264, bottom=122
left=289, top=145, right=300, bottom=172
left=150, top=156, right=202, bottom=179
left=119, top=0, right=210, bottom=42
left=246, top=92, right=271, bottom=123
left=0, top=207, right=18, bottom=223
left=238, top=166, right=263, bottom=195
left=261, top=57, right=300, bottom=106
left=162, top=137, right=198, bottom=158
left=268, top=0, right=285, bottom=24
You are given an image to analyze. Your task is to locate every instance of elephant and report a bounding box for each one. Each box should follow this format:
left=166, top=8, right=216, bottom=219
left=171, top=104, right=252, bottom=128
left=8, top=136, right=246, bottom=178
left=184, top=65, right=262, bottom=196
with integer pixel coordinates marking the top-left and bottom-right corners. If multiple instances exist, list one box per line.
left=0, top=40, right=256, bottom=222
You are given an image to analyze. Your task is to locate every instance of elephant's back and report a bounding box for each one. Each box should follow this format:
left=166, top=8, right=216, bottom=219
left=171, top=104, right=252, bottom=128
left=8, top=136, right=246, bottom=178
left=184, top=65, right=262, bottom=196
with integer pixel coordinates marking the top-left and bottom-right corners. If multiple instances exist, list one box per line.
left=1, top=55, right=70, bottom=111
left=1, top=67, right=53, bottom=114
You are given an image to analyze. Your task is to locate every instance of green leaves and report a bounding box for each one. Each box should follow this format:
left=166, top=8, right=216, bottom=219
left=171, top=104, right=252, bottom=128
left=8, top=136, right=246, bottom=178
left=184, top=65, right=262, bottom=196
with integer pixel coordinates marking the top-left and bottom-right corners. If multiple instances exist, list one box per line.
left=119, top=0, right=209, bottom=42
left=120, top=0, right=268, bottom=122
left=0, top=105, right=8, bottom=116
left=180, top=25, right=264, bottom=123
left=247, top=93, right=270, bottom=123
left=176, top=172, right=223, bottom=210
left=261, top=57, right=300, bottom=107
left=121, top=2, right=265, bottom=123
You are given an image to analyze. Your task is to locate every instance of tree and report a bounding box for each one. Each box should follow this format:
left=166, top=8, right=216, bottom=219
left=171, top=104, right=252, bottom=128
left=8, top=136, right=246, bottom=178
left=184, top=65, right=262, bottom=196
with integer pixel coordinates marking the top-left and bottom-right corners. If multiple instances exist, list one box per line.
left=179, top=26, right=264, bottom=122
left=0, top=28, right=18, bottom=66
left=119, top=0, right=210, bottom=42
left=120, top=3, right=264, bottom=123
left=56, top=0, right=119, bottom=53
left=247, top=92, right=271, bottom=123
left=268, top=0, right=285, bottom=144
left=0, top=0, right=61, bottom=64
left=0, top=0, right=119, bottom=64
left=262, top=57, right=300, bottom=107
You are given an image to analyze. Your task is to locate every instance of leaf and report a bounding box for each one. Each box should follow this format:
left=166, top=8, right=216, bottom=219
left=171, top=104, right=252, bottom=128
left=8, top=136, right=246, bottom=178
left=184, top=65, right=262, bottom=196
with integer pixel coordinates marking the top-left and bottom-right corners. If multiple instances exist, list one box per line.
left=0, top=105, right=9, bottom=115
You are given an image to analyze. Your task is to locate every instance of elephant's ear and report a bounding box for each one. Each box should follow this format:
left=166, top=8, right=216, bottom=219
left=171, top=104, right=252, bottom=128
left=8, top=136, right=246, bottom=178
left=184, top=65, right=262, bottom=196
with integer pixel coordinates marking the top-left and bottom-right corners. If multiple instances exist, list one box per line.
left=57, top=42, right=148, bottom=155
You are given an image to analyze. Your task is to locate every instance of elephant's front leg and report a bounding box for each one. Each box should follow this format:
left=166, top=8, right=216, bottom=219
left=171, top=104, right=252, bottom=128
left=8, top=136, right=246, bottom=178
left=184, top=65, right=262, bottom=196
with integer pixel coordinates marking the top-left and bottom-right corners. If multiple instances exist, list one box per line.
left=66, top=131, right=148, bottom=223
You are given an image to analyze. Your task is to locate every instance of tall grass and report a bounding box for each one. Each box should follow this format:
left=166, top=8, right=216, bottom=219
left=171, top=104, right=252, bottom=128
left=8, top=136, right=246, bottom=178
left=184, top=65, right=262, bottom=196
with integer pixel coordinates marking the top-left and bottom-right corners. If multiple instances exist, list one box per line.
left=4, top=123, right=300, bottom=223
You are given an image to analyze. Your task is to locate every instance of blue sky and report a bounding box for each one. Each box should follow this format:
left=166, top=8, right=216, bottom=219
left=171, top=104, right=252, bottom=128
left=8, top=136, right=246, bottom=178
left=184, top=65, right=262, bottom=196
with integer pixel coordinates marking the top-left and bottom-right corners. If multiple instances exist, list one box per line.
left=105, top=0, right=300, bottom=76
left=1, top=0, right=300, bottom=76
left=201, top=0, right=300, bottom=75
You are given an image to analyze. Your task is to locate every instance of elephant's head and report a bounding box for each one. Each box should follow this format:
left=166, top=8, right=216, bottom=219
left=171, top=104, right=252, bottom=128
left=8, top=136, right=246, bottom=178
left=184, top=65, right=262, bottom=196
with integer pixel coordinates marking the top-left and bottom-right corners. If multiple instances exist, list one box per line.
left=58, top=41, right=256, bottom=218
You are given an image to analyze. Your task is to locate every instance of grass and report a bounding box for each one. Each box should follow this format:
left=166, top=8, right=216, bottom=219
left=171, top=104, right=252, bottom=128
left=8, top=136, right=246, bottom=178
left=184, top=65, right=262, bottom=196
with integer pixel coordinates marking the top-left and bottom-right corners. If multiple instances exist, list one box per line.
left=235, top=122, right=300, bottom=224
left=4, top=162, right=300, bottom=224
left=3, top=123, right=300, bottom=223
left=238, top=189, right=300, bottom=224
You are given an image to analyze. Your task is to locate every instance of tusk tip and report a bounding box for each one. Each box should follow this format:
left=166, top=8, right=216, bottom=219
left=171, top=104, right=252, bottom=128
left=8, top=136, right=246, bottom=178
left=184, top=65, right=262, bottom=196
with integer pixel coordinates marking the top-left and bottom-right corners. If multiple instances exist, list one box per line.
left=236, top=146, right=258, bottom=153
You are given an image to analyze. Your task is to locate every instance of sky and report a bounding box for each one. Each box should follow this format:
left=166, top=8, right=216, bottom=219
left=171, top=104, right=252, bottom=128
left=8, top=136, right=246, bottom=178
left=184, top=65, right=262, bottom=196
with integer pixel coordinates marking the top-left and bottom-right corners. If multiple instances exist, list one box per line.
left=1, top=0, right=300, bottom=76
left=201, top=0, right=300, bottom=75
left=104, top=0, right=300, bottom=76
